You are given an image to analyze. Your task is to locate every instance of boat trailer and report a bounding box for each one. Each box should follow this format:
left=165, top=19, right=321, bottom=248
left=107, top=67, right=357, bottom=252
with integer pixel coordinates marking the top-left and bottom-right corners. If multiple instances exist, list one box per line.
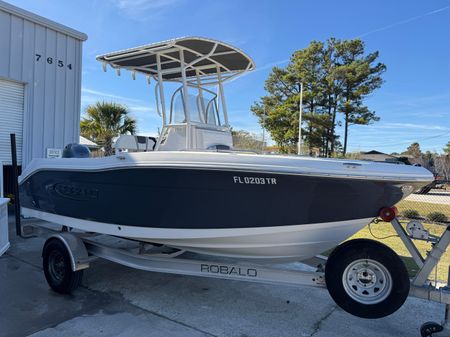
left=17, top=211, right=450, bottom=337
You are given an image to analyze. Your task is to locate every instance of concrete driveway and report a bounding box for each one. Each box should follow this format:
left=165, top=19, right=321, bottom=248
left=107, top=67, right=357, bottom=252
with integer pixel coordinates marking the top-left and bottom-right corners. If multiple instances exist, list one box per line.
left=1, top=216, right=446, bottom=337
left=406, top=190, right=450, bottom=205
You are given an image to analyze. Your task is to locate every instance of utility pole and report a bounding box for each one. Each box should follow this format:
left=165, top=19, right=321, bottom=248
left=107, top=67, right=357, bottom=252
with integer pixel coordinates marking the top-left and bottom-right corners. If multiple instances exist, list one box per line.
left=297, top=82, right=303, bottom=155
left=261, top=108, right=267, bottom=153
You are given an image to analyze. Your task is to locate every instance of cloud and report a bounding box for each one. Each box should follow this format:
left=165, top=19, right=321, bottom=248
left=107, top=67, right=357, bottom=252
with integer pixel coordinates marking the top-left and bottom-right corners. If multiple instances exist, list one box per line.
left=255, top=59, right=290, bottom=72
left=128, top=105, right=155, bottom=113
left=81, top=87, right=142, bottom=103
left=113, top=0, right=178, bottom=10
left=224, top=36, right=249, bottom=47
left=378, top=122, right=448, bottom=131
left=228, top=58, right=289, bottom=83
left=339, top=121, right=450, bottom=153
left=111, top=0, right=182, bottom=21
left=393, top=91, right=450, bottom=108
left=367, top=91, right=450, bottom=120
left=80, top=88, right=159, bottom=125
left=357, top=4, right=450, bottom=38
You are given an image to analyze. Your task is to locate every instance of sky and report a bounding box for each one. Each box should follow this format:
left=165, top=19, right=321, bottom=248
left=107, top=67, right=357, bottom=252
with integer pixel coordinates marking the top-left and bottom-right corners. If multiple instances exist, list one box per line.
left=7, top=0, right=450, bottom=154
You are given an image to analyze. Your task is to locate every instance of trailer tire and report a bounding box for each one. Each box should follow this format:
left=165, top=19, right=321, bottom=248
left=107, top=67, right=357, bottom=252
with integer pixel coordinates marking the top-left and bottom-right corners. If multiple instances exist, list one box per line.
left=325, top=239, right=409, bottom=319
left=43, top=238, right=83, bottom=294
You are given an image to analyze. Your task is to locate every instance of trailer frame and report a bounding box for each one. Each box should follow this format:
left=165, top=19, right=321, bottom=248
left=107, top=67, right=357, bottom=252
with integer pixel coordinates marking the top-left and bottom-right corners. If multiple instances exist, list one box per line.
left=19, top=216, right=450, bottom=336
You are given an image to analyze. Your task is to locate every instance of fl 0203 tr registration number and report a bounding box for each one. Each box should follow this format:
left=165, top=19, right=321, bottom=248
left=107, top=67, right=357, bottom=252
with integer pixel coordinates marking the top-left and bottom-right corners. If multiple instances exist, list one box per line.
left=233, top=176, right=277, bottom=185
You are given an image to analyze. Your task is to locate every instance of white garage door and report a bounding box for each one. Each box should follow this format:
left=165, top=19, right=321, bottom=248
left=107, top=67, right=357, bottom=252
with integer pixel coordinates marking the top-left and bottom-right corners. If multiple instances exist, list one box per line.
left=0, top=79, right=24, bottom=165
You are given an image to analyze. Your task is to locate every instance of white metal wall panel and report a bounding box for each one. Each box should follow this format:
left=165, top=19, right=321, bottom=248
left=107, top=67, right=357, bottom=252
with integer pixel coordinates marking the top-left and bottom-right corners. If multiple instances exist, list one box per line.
left=0, top=79, right=24, bottom=164
left=0, top=1, right=86, bottom=168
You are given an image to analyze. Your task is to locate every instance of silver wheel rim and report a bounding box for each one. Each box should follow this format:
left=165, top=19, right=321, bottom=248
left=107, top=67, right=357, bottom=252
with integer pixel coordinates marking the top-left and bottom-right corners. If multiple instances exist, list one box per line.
left=342, top=258, right=392, bottom=305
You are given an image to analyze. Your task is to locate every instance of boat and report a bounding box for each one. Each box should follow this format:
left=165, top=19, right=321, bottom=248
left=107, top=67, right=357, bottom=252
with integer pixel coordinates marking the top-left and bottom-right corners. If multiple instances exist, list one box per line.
left=18, top=37, right=433, bottom=262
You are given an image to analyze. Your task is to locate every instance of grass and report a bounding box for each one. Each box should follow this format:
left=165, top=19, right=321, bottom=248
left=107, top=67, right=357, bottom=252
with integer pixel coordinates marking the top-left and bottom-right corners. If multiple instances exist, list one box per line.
left=323, top=195, right=450, bottom=283
left=348, top=220, right=450, bottom=283
left=396, top=200, right=450, bottom=219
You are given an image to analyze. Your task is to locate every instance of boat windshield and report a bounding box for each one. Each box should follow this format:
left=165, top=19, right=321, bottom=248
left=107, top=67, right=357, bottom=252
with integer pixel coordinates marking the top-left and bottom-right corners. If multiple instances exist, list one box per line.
left=170, top=86, right=222, bottom=126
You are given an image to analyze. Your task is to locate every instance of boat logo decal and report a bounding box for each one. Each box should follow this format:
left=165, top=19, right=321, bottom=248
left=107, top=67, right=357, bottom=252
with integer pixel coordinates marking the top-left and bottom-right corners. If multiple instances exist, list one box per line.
left=233, top=176, right=277, bottom=185
left=201, top=264, right=257, bottom=277
left=53, top=183, right=99, bottom=201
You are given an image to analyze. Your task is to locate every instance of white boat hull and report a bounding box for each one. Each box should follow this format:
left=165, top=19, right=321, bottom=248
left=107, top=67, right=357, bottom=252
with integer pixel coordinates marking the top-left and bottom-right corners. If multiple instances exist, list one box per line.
left=22, top=207, right=371, bottom=262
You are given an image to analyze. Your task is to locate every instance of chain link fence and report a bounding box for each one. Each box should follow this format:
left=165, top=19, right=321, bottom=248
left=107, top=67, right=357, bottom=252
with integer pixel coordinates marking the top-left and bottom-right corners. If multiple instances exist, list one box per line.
left=398, top=184, right=449, bottom=224
left=398, top=183, right=449, bottom=283
left=357, top=183, right=450, bottom=284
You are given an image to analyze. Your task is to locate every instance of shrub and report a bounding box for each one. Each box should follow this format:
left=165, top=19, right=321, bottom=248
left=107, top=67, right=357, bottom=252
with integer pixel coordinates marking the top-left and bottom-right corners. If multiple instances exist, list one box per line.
left=402, top=209, right=420, bottom=219
left=427, top=212, right=448, bottom=223
left=5, top=193, right=14, bottom=206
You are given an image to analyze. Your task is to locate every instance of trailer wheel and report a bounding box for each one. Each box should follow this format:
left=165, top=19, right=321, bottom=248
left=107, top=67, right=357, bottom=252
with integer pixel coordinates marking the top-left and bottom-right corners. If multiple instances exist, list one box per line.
left=42, top=238, right=83, bottom=294
left=325, top=239, right=409, bottom=319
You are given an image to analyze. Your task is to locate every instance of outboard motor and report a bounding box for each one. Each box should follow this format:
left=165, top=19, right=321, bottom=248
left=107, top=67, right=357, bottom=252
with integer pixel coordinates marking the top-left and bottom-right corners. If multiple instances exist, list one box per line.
left=62, top=144, right=91, bottom=158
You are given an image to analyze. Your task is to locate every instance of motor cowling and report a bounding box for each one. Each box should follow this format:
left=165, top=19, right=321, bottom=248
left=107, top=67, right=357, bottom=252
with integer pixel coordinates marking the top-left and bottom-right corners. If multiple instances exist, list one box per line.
left=62, top=144, right=91, bottom=158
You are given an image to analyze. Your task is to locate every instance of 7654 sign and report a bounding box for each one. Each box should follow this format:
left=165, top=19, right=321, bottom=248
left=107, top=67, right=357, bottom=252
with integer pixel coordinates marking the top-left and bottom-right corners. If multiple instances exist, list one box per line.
left=35, top=54, right=73, bottom=70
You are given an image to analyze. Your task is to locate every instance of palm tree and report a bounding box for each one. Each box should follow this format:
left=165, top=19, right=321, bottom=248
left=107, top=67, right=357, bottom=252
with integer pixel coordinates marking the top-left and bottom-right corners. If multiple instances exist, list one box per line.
left=80, top=102, right=136, bottom=156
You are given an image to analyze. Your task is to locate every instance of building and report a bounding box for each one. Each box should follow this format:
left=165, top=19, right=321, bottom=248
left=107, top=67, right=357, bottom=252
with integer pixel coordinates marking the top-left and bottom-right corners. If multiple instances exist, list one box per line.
left=79, top=135, right=102, bottom=157
left=79, top=135, right=99, bottom=150
left=0, top=1, right=87, bottom=194
left=359, top=150, right=402, bottom=164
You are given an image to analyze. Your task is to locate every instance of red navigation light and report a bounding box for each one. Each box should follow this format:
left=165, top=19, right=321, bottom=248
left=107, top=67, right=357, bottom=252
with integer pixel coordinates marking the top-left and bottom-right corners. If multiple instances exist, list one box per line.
left=379, top=207, right=398, bottom=222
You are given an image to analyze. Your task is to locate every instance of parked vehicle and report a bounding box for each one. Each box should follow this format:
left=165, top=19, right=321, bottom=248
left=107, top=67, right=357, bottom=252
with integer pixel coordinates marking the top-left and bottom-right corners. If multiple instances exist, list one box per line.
left=415, top=174, right=442, bottom=194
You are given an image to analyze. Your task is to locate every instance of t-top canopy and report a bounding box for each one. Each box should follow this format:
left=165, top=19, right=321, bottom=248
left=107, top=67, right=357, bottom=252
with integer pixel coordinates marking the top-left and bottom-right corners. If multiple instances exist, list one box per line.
left=96, top=37, right=255, bottom=85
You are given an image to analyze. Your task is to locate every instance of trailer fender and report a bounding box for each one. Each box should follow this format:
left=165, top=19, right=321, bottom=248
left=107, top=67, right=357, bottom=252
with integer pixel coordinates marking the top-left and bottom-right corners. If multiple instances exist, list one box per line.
left=43, top=233, right=91, bottom=271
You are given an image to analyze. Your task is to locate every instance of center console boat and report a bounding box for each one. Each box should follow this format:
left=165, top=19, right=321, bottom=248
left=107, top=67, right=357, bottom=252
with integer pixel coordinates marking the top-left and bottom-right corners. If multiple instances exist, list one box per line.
left=16, top=38, right=450, bottom=328
left=19, top=37, right=432, bottom=262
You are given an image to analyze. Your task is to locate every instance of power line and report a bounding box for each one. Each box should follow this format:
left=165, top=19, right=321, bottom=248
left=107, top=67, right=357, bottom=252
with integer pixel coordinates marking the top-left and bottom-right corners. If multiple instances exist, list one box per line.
left=357, top=4, right=450, bottom=38
left=374, top=132, right=450, bottom=147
